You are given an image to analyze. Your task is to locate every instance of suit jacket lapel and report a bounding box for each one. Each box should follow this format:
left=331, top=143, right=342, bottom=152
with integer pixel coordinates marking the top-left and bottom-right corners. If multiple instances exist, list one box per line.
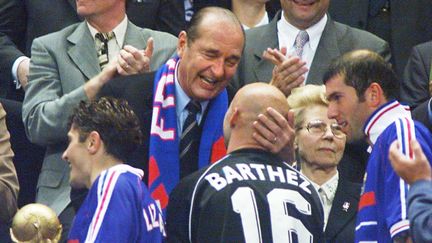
left=252, top=11, right=280, bottom=83
left=307, top=18, right=341, bottom=85
left=124, top=21, right=148, bottom=50
left=67, top=22, right=100, bottom=80
left=325, top=177, right=360, bottom=240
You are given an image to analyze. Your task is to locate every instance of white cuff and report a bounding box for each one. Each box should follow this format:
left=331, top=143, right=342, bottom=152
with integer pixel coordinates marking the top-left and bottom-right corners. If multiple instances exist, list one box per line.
left=12, top=56, right=30, bottom=89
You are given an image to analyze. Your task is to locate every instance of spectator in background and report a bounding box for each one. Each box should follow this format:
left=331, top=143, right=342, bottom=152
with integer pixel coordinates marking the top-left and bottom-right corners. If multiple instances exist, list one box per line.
left=231, top=0, right=270, bottom=30
left=64, top=97, right=164, bottom=242
left=0, top=102, right=19, bottom=243
left=21, top=0, right=177, bottom=240
left=389, top=139, right=432, bottom=243
left=400, top=40, right=432, bottom=109
left=328, top=0, right=432, bottom=78
left=231, top=0, right=389, bottom=97
left=288, top=85, right=360, bottom=242
left=0, top=0, right=182, bottom=100
left=324, top=49, right=432, bottom=242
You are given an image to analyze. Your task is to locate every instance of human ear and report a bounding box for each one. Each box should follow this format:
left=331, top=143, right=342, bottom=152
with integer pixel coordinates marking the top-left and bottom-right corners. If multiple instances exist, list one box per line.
left=87, top=131, right=101, bottom=154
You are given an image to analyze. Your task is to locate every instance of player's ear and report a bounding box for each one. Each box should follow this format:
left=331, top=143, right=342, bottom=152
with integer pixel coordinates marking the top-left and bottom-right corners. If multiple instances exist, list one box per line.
left=365, top=82, right=384, bottom=108
left=229, top=107, right=240, bottom=127
left=87, top=131, right=102, bottom=154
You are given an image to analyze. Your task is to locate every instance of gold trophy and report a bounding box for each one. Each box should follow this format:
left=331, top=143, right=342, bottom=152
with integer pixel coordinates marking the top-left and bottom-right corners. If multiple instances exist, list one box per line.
left=10, top=203, right=62, bottom=243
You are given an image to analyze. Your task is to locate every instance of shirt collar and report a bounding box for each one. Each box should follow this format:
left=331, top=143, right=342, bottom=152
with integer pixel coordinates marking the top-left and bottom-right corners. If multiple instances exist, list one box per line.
left=242, top=11, right=269, bottom=30
left=174, top=60, right=209, bottom=115
left=277, top=11, right=327, bottom=51
left=311, top=171, right=339, bottom=203
left=87, top=15, right=128, bottom=47
left=364, top=100, right=412, bottom=146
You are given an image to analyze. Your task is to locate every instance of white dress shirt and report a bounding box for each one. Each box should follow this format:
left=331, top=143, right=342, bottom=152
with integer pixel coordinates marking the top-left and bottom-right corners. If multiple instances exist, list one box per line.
left=310, top=171, right=339, bottom=229
left=88, top=15, right=128, bottom=63
left=242, top=11, right=269, bottom=30
left=277, top=12, right=327, bottom=82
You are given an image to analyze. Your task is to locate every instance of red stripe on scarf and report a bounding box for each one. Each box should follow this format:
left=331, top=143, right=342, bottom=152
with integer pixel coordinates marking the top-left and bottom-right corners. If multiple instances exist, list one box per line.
left=151, top=184, right=169, bottom=209
left=148, top=156, right=159, bottom=187
left=210, top=136, right=227, bottom=163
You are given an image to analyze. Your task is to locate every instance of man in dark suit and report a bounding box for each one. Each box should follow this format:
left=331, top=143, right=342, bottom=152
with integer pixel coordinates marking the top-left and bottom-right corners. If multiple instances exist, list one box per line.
left=231, top=0, right=390, bottom=97
left=328, top=0, right=432, bottom=78
left=400, top=41, right=432, bottom=109
left=0, top=0, right=183, bottom=101
left=99, top=7, right=245, bottom=212
left=99, top=7, right=294, bottom=213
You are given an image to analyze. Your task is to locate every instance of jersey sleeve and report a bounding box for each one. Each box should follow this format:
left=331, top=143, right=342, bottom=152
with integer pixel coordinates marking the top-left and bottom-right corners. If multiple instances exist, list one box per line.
left=385, top=120, right=432, bottom=238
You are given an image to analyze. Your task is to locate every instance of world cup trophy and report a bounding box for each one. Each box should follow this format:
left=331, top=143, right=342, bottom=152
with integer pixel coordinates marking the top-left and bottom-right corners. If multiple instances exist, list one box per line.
left=10, top=203, right=62, bottom=243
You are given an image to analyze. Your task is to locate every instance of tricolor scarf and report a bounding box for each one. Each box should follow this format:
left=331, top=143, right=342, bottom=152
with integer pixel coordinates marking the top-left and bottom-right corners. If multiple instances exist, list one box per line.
left=148, top=56, right=227, bottom=210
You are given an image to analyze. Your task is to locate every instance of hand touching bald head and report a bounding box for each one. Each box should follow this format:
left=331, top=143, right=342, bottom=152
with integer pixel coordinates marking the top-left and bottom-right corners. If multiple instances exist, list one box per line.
left=223, top=83, right=289, bottom=151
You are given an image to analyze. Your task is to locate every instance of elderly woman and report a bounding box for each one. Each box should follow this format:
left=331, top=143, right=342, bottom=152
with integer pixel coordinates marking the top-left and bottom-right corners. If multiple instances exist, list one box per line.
left=287, top=85, right=361, bottom=243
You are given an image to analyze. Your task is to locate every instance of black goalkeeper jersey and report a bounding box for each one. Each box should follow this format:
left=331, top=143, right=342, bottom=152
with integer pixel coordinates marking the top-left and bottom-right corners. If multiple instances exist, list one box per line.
left=167, top=148, right=324, bottom=243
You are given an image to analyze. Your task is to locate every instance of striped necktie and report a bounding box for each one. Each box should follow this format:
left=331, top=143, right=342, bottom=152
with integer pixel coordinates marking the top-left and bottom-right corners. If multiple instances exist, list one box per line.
left=294, top=30, right=309, bottom=58
left=95, top=32, right=115, bottom=70
left=179, top=100, right=201, bottom=178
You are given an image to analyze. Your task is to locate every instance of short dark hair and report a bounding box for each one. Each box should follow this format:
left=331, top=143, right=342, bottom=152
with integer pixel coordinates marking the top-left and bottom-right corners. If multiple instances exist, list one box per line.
left=323, top=50, right=399, bottom=101
left=68, top=97, right=142, bottom=162
left=186, top=6, right=245, bottom=44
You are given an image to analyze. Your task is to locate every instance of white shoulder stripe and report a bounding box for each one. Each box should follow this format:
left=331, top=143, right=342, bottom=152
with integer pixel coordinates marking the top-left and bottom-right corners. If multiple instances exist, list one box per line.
left=395, top=118, right=416, bottom=159
left=395, top=118, right=415, bottom=220
left=85, top=169, right=122, bottom=242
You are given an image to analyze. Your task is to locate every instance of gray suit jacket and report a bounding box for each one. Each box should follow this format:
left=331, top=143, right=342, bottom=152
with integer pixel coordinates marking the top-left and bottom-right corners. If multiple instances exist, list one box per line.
left=22, top=21, right=177, bottom=215
left=230, top=12, right=390, bottom=93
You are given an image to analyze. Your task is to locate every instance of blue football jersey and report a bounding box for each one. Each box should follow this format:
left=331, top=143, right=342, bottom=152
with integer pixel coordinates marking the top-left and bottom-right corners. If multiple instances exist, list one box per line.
left=355, top=101, right=432, bottom=242
left=68, top=164, right=165, bottom=243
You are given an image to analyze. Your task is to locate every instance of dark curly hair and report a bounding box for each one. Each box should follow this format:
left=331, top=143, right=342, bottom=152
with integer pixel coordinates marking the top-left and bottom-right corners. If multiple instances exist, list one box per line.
left=68, top=97, right=142, bottom=162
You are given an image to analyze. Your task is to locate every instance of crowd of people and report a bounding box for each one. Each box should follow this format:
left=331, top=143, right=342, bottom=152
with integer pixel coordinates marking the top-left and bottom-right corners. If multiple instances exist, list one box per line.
left=1, top=0, right=432, bottom=242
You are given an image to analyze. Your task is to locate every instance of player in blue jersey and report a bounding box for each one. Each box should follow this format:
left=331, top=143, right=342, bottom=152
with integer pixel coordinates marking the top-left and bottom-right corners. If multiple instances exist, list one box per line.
left=63, top=97, right=165, bottom=243
left=323, top=49, right=432, bottom=242
left=166, top=83, right=324, bottom=243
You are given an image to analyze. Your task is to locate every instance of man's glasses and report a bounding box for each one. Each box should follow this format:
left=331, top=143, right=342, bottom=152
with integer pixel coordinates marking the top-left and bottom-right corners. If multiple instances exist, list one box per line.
left=298, top=120, right=345, bottom=139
